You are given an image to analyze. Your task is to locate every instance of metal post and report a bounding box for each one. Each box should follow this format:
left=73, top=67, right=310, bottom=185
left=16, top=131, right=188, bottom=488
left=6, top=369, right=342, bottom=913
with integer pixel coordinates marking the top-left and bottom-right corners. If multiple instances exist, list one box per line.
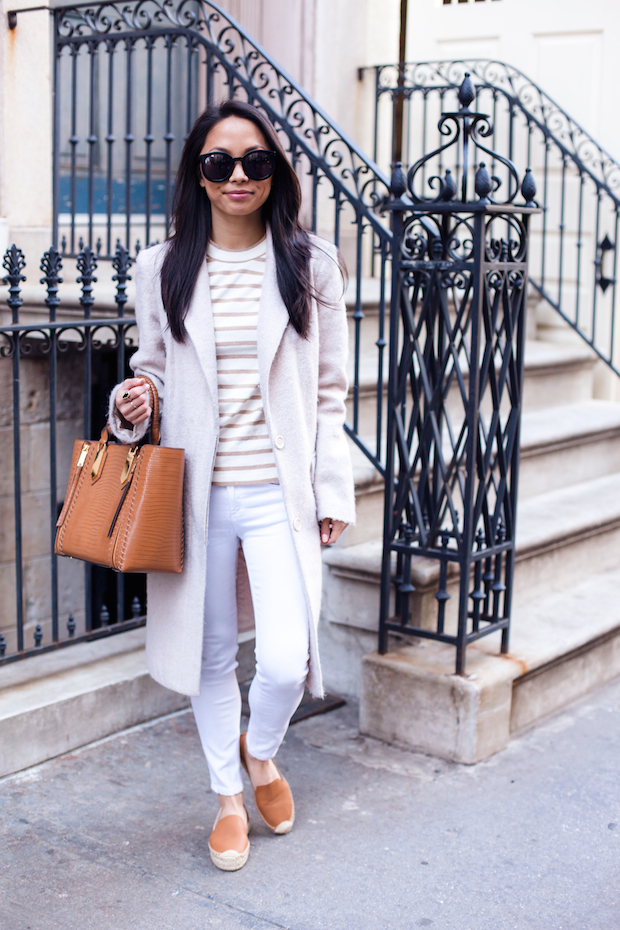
left=378, top=75, right=540, bottom=675
left=455, top=210, right=484, bottom=676
left=379, top=165, right=407, bottom=654
left=2, top=248, right=26, bottom=652
left=392, top=0, right=408, bottom=167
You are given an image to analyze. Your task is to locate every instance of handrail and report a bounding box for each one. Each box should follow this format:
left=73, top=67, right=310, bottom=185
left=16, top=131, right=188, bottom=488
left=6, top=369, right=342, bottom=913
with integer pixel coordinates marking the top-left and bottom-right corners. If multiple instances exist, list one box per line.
left=360, top=59, right=620, bottom=378
left=53, top=0, right=392, bottom=249
left=362, top=59, right=620, bottom=205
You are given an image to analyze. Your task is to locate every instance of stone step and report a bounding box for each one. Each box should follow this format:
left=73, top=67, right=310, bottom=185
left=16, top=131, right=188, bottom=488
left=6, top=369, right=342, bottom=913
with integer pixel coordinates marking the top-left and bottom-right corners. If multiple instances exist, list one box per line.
left=345, top=398, right=620, bottom=547
left=320, top=471, right=620, bottom=694
left=345, top=339, right=598, bottom=438
left=0, top=627, right=256, bottom=778
left=519, top=400, right=620, bottom=498
left=359, top=565, right=620, bottom=763
left=347, top=448, right=384, bottom=548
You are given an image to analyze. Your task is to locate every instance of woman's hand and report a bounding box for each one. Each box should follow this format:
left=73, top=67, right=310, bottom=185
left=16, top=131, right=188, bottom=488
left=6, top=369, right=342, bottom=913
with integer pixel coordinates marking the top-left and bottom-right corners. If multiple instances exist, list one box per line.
left=319, top=518, right=347, bottom=546
left=115, top=377, right=151, bottom=426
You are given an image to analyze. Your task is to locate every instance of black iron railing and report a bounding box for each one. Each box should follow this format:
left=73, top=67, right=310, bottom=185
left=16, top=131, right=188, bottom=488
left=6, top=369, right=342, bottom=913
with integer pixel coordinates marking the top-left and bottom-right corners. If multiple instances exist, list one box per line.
left=360, top=59, right=620, bottom=377
left=0, top=242, right=146, bottom=664
left=52, top=0, right=392, bottom=256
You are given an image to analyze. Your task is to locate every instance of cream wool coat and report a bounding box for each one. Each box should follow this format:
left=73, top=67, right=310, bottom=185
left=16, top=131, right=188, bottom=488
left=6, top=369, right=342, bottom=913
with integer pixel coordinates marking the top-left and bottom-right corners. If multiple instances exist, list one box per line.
left=107, top=228, right=355, bottom=698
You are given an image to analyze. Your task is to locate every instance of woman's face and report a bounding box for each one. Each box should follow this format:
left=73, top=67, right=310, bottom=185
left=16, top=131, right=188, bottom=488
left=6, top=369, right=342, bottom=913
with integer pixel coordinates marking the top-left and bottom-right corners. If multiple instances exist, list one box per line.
left=199, top=116, right=274, bottom=221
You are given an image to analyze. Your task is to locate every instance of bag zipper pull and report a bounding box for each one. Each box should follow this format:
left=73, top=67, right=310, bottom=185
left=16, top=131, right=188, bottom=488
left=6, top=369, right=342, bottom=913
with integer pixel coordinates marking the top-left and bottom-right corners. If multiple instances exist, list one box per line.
left=91, top=442, right=107, bottom=480
left=77, top=443, right=90, bottom=468
left=120, top=445, right=139, bottom=485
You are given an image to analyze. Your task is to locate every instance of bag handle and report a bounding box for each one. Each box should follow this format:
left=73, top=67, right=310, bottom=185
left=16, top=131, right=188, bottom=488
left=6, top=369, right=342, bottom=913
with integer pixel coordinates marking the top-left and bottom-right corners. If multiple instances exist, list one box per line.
left=141, top=376, right=161, bottom=445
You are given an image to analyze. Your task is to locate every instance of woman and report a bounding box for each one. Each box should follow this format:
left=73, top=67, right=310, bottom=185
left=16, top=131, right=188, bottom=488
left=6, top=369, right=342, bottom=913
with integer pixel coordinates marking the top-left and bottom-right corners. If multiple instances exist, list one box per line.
left=108, top=99, right=355, bottom=872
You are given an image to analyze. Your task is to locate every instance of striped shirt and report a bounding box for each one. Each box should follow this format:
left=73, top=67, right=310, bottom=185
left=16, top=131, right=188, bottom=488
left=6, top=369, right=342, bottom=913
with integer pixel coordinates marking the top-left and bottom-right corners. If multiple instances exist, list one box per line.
left=207, top=238, right=279, bottom=486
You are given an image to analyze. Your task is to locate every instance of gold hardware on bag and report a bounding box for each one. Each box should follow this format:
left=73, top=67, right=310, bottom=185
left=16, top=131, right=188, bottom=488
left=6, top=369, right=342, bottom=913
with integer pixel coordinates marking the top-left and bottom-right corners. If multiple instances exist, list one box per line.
left=91, top=443, right=107, bottom=480
left=77, top=443, right=90, bottom=468
left=120, top=445, right=139, bottom=485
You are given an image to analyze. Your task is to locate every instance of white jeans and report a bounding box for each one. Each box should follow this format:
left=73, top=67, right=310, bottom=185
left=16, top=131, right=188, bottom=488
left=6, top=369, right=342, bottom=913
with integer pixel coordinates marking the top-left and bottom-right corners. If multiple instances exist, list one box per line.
left=190, top=483, right=310, bottom=796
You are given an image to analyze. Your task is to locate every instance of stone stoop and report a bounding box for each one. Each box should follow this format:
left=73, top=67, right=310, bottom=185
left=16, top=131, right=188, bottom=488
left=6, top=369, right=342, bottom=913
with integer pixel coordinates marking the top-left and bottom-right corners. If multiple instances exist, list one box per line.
left=321, top=469, right=620, bottom=695
left=341, top=340, right=602, bottom=549
left=321, top=284, right=620, bottom=763
left=359, top=567, right=620, bottom=764
left=0, top=628, right=257, bottom=778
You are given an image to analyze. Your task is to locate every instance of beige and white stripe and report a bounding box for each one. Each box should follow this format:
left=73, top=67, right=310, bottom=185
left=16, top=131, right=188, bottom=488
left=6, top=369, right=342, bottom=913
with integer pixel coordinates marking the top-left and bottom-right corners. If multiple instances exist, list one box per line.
left=207, top=238, right=279, bottom=486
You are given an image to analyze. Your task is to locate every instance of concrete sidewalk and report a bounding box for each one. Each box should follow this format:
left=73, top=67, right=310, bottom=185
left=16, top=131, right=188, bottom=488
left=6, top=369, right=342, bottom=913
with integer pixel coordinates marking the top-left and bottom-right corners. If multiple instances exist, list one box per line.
left=1, top=679, right=619, bottom=930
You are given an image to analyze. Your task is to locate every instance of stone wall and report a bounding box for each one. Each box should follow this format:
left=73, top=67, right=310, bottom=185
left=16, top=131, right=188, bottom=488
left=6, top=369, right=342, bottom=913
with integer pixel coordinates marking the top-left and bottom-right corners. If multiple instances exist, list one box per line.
left=0, top=349, right=84, bottom=653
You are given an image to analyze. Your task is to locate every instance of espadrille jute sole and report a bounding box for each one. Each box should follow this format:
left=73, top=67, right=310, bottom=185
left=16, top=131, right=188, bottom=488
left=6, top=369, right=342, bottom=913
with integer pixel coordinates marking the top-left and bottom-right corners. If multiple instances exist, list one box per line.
left=208, top=809, right=250, bottom=872
left=208, top=842, right=250, bottom=872
left=272, top=804, right=294, bottom=835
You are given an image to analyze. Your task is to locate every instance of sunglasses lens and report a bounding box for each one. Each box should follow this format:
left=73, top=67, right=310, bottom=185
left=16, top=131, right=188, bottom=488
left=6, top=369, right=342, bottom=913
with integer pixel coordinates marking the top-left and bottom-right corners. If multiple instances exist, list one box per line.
left=200, top=151, right=276, bottom=182
left=244, top=151, right=276, bottom=180
left=201, top=153, right=233, bottom=182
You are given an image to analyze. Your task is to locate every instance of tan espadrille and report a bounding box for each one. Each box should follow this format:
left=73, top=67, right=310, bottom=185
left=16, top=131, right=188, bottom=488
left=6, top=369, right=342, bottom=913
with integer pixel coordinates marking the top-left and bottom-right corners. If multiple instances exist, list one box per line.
left=240, top=732, right=295, bottom=835
left=208, top=806, right=250, bottom=872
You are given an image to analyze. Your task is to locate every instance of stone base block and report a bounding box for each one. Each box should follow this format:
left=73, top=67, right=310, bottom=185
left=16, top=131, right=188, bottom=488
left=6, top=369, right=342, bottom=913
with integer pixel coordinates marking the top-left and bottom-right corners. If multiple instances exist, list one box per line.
left=0, top=628, right=258, bottom=778
left=0, top=631, right=189, bottom=778
left=360, top=642, right=522, bottom=764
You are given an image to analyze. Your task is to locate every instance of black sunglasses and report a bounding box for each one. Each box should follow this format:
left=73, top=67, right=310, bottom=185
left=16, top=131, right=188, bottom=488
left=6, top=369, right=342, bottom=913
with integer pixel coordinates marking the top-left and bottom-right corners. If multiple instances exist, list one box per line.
left=199, top=149, right=276, bottom=183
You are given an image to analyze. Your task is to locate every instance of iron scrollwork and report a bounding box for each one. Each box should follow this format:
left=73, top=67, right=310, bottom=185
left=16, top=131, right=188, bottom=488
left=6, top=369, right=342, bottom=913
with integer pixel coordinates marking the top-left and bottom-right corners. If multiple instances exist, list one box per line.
left=406, top=73, right=522, bottom=206
left=378, top=75, right=539, bottom=674
left=54, top=0, right=392, bottom=247
left=363, top=56, right=620, bottom=376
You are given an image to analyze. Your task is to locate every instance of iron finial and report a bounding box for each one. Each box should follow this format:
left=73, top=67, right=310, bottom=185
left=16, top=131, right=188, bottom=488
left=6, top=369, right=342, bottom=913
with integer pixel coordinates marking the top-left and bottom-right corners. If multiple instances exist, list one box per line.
left=390, top=162, right=407, bottom=198
left=40, top=247, right=64, bottom=320
left=112, top=241, right=133, bottom=317
left=443, top=168, right=456, bottom=201
left=458, top=72, right=476, bottom=110
left=521, top=167, right=537, bottom=206
left=475, top=162, right=493, bottom=201
left=2, top=245, right=26, bottom=320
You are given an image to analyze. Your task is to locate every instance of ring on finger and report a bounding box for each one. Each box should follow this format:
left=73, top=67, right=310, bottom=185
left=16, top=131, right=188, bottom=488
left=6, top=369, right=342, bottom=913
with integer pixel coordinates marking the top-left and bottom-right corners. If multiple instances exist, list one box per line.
left=130, top=400, right=138, bottom=410
left=122, top=390, right=131, bottom=400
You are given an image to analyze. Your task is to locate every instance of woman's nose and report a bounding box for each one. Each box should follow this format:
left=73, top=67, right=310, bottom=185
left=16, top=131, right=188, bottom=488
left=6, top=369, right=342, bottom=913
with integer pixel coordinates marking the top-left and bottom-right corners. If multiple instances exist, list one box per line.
left=230, top=160, right=248, bottom=182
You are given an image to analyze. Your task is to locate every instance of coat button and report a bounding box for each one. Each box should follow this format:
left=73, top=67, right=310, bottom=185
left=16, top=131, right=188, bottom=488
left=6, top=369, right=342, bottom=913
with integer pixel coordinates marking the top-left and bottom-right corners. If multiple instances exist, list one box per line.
left=275, top=435, right=285, bottom=449
left=293, top=517, right=301, bottom=531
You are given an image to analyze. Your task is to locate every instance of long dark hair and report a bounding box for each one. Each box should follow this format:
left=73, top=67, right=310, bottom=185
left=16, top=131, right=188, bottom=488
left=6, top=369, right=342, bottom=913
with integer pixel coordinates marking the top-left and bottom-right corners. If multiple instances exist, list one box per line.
left=161, top=99, right=318, bottom=342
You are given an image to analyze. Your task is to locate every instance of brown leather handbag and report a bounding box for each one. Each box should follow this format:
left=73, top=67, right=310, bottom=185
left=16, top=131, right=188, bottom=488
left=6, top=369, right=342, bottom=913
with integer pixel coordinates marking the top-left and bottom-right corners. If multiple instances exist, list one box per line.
left=55, top=378, right=184, bottom=573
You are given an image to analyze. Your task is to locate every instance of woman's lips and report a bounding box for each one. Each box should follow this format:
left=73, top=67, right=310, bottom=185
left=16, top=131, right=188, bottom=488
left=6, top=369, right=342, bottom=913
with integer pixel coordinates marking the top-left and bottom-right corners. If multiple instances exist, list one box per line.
left=225, top=191, right=252, bottom=200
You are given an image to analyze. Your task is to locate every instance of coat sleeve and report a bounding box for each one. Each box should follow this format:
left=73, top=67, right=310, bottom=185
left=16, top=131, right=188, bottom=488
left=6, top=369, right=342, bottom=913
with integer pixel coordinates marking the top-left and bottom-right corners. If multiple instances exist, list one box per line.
left=312, top=245, right=356, bottom=526
left=107, top=248, right=166, bottom=444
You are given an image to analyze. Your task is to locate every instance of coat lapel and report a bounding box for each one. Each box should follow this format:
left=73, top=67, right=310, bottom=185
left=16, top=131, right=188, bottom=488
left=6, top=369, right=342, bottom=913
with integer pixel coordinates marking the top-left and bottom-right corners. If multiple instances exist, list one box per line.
left=184, top=257, right=218, bottom=415
left=257, top=227, right=289, bottom=400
